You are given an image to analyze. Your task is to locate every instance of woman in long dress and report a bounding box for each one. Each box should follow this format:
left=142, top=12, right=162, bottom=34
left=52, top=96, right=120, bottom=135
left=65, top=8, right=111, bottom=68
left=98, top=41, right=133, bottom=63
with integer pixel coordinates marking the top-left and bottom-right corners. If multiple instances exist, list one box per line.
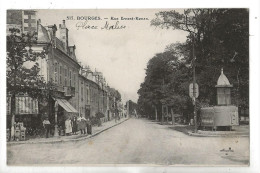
left=65, top=118, right=72, bottom=136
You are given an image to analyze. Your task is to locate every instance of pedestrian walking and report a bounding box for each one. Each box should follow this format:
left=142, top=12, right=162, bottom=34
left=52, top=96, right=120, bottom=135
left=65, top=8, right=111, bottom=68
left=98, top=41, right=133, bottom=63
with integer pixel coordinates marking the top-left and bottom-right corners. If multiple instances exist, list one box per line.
left=65, top=118, right=72, bottom=136
left=78, top=114, right=86, bottom=135
left=42, top=115, right=51, bottom=138
left=134, top=109, right=138, bottom=118
left=71, top=116, right=78, bottom=135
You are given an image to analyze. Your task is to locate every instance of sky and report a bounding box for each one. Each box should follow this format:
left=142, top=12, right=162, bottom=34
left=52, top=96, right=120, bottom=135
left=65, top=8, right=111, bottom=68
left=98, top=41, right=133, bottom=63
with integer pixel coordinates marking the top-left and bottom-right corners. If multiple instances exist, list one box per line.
left=37, top=9, right=187, bottom=103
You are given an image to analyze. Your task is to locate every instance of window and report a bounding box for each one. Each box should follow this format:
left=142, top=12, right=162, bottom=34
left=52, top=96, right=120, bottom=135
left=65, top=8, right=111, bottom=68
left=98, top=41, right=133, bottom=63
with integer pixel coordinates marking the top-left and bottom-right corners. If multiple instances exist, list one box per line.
left=72, top=71, right=75, bottom=87
left=69, top=70, right=72, bottom=86
left=64, top=66, right=67, bottom=86
left=86, top=86, right=89, bottom=104
left=90, top=88, right=92, bottom=103
left=59, top=66, right=62, bottom=85
left=81, top=85, right=83, bottom=101
left=54, top=62, right=58, bottom=83
left=74, top=73, right=76, bottom=90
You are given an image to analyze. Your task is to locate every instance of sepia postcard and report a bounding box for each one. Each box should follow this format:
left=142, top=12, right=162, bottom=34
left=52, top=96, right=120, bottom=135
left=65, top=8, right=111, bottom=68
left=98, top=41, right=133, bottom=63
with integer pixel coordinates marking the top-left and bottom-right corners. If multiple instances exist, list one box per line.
left=2, top=6, right=255, bottom=171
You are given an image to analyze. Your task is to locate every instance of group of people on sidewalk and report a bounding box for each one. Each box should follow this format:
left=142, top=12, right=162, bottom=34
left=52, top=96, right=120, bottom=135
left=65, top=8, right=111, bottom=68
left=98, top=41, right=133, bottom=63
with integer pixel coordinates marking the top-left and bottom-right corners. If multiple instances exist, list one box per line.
left=42, top=114, right=92, bottom=138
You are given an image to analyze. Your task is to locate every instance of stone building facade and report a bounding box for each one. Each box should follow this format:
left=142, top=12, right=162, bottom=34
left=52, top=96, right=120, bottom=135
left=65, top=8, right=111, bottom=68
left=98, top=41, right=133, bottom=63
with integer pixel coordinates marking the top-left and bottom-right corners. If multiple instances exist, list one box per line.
left=7, top=10, right=122, bottom=134
left=79, top=67, right=110, bottom=121
left=36, top=20, right=81, bottom=121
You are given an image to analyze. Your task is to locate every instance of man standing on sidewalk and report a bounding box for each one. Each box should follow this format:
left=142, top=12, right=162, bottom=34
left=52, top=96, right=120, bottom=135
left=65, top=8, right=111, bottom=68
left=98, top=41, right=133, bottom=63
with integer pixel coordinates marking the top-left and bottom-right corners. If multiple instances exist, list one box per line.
left=78, top=114, right=86, bottom=135
left=42, top=115, right=51, bottom=138
left=86, top=117, right=92, bottom=135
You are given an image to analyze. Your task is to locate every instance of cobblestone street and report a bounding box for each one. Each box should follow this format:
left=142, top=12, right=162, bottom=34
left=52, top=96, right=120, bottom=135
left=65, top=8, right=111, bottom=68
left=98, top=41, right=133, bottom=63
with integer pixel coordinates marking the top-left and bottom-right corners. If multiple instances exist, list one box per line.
left=7, top=118, right=249, bottom=165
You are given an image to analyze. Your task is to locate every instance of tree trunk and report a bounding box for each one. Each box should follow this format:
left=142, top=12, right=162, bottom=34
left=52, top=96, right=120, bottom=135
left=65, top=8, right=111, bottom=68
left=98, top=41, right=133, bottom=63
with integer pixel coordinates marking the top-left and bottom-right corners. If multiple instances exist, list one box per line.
left=161, top=105, right=164, bottom=125
left=155, top=106, right=158, bottom=121
left=10, top=93, right=16, bottom=141
left=171, top=108, right=175, bottom=125
left=166, top=106, right=169, bottom=124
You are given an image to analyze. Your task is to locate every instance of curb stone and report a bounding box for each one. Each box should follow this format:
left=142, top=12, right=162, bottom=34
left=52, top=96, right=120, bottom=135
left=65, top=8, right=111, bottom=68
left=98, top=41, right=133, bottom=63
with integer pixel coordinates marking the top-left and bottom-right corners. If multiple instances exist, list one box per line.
left=7, top=118, right=130, bottom=146
left=187, top=131, right=249, bottom=137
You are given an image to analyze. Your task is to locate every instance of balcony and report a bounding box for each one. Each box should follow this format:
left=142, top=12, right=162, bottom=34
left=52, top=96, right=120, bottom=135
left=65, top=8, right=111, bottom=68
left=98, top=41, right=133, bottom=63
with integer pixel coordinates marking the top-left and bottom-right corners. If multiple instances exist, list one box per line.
left=64, top=86, right=75, bottom=97
left=55, top=85, right=64, bottom=93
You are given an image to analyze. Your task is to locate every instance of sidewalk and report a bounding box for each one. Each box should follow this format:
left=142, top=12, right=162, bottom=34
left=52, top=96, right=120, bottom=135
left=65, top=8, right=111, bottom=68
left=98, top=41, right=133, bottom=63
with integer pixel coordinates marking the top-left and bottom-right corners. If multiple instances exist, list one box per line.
left=7, top=117, right=129, bottom=145
left=168, top=124, right=249, bottom=137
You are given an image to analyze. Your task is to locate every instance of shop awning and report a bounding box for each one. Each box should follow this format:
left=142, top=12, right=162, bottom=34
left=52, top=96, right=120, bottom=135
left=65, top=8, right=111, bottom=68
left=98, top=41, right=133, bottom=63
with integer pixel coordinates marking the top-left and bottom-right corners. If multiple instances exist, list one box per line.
left=55, top=98, right=78, bottom=113
left=7, top=96, right=39, bottom=115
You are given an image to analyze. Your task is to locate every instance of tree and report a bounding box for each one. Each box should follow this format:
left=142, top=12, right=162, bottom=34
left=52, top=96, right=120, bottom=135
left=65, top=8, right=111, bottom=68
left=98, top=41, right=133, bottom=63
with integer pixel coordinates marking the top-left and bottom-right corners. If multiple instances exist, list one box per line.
left=7, top=28, right=48, bottom=139
left=108, top=87, right=121, bottom=102
left=151, top=9, right=249, bottom=110
left=138, top=9, right=249, bottom=121
left=107, top=86, right=122, bottom=118
left=137, top=50, right=182, bottom=120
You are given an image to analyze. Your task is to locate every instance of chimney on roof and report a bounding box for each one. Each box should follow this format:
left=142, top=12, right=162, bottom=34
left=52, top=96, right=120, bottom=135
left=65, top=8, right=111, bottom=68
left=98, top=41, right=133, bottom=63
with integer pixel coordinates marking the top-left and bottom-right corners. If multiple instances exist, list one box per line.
left=59, top=20, right=69, bottom=53
left=47, top=24, right=57, bottom=39
left=36, top=19, right=41, bottom=36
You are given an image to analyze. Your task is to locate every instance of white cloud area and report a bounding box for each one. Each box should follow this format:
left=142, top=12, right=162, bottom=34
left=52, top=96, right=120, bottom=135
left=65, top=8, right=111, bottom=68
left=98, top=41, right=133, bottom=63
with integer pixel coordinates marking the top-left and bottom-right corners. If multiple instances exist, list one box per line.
left=37, top=9, right=188, bottom=103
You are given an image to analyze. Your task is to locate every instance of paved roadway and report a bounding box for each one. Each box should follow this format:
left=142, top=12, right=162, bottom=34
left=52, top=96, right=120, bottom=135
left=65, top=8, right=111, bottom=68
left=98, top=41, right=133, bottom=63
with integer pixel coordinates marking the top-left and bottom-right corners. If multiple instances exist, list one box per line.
left=7, top=118, right=249, bottom=165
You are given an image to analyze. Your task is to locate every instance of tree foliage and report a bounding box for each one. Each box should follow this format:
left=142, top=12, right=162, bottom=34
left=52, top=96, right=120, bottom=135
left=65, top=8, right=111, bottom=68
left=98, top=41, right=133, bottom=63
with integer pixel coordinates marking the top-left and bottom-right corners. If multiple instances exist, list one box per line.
left=138, top=9, right=249, bottom=120
left=7, top=28, right=49, bottom=99
left=7, top=28, right=49, bottom=124
left=108, top=87, right=121, bottom=101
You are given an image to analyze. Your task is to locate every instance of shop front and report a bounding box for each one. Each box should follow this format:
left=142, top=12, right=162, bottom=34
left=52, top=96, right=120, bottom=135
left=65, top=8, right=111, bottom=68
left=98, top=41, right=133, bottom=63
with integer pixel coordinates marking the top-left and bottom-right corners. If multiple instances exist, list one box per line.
left=6, top=95, right=40, bottom=141
left=53, top=98, right=78, bottom=136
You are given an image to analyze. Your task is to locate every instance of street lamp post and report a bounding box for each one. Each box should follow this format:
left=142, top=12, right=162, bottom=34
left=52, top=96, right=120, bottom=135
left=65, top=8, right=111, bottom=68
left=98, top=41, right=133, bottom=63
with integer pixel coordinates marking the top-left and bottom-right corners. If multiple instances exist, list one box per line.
left=192, top=36, right=198, bottom=133
left=54, top=101, right=59, bottom=137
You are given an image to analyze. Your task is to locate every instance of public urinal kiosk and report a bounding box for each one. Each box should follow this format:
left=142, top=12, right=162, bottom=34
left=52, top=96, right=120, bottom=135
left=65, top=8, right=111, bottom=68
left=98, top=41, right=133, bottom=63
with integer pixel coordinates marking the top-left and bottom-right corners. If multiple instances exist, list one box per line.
left=200, top=68, right=239, bottom=130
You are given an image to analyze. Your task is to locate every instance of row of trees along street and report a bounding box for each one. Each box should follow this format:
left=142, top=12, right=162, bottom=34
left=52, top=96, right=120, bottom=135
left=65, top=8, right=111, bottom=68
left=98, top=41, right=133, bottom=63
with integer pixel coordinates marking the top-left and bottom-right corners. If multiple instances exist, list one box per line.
left=137, top=9, right=249, bottom=122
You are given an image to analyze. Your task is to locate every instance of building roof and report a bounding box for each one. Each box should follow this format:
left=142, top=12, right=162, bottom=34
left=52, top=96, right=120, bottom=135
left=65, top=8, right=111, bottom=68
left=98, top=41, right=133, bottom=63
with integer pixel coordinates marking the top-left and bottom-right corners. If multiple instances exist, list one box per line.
left=55, top=37, right=65, bottom=50
left=216, top=68, right=233, bottom=87
left=79, top=73, right=101, bottom=88
left=37, top=24, right=50, bottom=43
left=37, top=22, right=80, bottom=68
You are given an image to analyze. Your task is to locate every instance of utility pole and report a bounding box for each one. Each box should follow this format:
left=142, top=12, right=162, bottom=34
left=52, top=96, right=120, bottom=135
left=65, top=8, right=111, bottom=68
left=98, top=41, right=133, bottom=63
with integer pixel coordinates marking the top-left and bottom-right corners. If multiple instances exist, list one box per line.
left=192, top=36, right=198, bottom=133
left=161, top=78, right=165, bottom=125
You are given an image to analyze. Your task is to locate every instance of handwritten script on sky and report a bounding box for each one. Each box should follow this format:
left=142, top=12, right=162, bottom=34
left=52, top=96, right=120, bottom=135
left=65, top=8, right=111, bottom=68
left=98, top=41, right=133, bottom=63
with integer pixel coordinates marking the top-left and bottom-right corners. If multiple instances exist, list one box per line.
left=38, top=9, right=187, bottom=102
